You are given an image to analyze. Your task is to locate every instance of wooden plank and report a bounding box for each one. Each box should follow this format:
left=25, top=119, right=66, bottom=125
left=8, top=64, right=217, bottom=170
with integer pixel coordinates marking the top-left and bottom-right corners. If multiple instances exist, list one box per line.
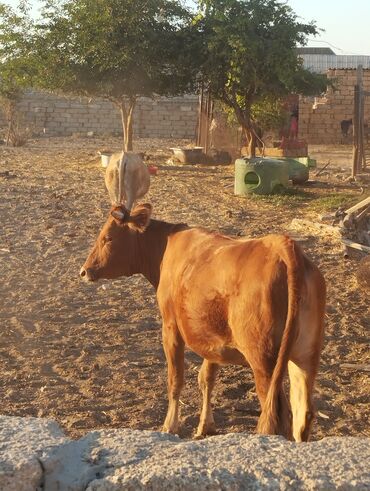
left=342, top=238, right=370, bottom=254
left=340, top=363, right=370, bottom=372
left=315, top=160, right=331, bottom=177
left=345, top=196, right=370, bottom=215
left=355, top=204, right=370, bottom=223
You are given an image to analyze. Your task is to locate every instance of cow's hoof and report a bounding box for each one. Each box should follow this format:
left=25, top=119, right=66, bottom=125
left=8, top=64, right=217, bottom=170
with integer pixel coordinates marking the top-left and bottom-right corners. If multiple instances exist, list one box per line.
left=163, top=424, right=179, bottom=435
left=194, top=423, right=218, bottom=439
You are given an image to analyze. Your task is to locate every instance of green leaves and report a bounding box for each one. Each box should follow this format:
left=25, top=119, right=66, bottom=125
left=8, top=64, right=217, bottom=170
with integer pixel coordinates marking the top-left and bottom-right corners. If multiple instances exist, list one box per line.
left=194, top=0, right=329, bottom=154
left=0, top=1, right=35, bottom=94
left=31, top=0, right=198, bottom=100
left=0, top=0, right=330, bottom=152
left=0, top=0, right=200, bottom=147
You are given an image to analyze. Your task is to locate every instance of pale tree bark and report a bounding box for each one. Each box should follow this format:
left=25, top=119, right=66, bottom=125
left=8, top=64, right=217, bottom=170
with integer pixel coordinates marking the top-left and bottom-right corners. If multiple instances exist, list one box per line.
left=244, top=126, right=256, bottom=158
left=117, top=96, right=136, bottom=152
left=234, top=106, right=257, bottom=158
left=5, top=100, right=16, bottom=147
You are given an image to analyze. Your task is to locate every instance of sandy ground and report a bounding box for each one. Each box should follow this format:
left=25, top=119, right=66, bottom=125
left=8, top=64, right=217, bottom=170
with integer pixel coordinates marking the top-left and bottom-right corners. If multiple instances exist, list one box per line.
left=0, top=136, right=369, bottom=441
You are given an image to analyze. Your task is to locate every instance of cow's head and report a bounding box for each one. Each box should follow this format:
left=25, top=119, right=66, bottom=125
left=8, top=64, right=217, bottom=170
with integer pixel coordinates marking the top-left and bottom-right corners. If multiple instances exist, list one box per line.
left=80, top=203, right=152, bottom=282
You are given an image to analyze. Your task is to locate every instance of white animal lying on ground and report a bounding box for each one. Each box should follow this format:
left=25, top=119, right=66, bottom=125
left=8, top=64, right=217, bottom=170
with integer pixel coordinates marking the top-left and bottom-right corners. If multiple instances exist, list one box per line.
left=105, top=152, right=150, bottom=211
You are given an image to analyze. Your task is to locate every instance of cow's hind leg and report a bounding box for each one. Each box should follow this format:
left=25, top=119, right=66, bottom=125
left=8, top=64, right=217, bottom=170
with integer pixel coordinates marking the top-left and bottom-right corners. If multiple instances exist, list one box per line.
left=288, top=357, right=318, bottom=442
left=289, top=269, right=325, bottom=442
left=253, top=366, right=292, bottom=439
left=162, top=324, right=185, bottom=435
left=195, top=360, right=219, bottom=439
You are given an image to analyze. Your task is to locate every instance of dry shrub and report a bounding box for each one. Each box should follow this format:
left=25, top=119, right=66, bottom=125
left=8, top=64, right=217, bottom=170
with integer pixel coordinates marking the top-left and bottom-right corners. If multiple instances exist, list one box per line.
left=0, top=107, right=32, bottom=147
left=7, top=117, right=32, bottom=147
left=0, top=94, right=32, bottom=147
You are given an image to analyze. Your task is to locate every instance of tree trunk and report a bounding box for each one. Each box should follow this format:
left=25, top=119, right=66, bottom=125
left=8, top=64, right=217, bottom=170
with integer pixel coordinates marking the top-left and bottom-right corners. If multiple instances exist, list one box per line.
left=126, top=100, right=135, bottom=151
left=244, top=126, right=256, bottom=158
left=239, top=121, right=256, bottom=158
left=118, top=97, right=136, bottom=152
left=5, top=101, right=16, bottom=147
left=230, top=104, right=257, bottom=158
left=6, top=118, right=12, bottom=146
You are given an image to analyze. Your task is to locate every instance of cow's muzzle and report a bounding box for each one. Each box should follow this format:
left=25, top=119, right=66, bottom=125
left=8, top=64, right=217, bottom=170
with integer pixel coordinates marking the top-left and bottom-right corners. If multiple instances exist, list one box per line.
left=79, top=266, right=97, bottom=281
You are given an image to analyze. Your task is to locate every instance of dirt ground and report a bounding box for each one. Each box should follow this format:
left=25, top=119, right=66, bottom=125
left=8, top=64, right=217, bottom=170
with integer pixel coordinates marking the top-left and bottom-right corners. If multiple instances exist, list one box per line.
left=0, top=136, right=369, bottom=441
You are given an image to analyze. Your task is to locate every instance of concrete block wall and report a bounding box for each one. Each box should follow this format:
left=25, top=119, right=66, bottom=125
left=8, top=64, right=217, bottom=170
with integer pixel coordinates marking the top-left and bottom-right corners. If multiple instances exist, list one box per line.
left=299, top=69, right=370, bottom=144
left=8, top=72, right=370, bottom=146
left=0, top=90, right=199, bottom=139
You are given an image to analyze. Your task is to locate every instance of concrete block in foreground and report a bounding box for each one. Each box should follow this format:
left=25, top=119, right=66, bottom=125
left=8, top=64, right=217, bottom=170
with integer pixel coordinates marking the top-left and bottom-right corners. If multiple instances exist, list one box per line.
left=0, top=416, right=369, bottom=490
left=0, top=416, right=66, bottom=491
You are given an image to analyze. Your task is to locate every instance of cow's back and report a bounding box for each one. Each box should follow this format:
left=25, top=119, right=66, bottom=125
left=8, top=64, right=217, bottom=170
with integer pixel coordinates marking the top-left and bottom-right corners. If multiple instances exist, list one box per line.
left=123, top=153, right=150, bottom=199
left=158, top=229, right=302, bottom=362
left=104, top=152, right=150, bottom=205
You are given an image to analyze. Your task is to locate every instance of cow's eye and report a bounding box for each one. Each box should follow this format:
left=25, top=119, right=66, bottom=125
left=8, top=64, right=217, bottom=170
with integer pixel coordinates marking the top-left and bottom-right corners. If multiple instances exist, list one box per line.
left=104, top=236, right=112, bottom=244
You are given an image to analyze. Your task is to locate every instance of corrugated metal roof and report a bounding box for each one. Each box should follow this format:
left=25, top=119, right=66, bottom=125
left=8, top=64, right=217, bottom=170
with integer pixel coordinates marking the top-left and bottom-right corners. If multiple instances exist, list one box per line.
left=297, top=47, right=336, bottom=55
left=301, top=54, right=370, bottom=73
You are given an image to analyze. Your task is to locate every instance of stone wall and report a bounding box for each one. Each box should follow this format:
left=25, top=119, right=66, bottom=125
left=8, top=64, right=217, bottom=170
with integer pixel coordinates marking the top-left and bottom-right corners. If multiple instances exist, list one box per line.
left=0, top=91, right=199, bottom=139
left=299, top=69, right=370, bottom=144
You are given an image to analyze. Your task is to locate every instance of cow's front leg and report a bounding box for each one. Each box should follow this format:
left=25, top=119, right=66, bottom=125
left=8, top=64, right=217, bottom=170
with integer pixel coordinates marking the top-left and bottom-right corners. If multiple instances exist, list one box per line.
left=162, top=324, right=184, bottom=435
left=195, top=360, right=219, bottom=439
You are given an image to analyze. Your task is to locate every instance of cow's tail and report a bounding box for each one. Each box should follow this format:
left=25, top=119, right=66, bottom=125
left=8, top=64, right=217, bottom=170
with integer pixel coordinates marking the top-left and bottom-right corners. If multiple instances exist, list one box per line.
left=256, top=236, right=304, bottom=438
left=118, top=152, right=128, bottom=205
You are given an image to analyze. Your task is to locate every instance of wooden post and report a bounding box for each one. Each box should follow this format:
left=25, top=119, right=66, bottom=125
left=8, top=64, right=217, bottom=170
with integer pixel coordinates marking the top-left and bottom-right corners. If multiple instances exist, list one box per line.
left=359, top=80, right=366, bottom=172
left=204, top=90, right=211, bottom=155
left=197, top=84, right=204, bottom=147
left=361, top=90, right=369, bottom=169
left=200, top=89, right=208, bottom=150
left=352, top=65, right=363, bottom=177
left=352, top=85, right=360, bottom=177
left=360, top=90, right=367, bottom=170
left=357, top=65, right=364, bottom=174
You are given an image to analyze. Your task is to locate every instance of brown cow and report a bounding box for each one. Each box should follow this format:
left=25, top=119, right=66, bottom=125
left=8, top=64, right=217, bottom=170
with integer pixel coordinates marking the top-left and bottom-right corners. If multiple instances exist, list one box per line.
left=80, top=204, right=326, bottom=442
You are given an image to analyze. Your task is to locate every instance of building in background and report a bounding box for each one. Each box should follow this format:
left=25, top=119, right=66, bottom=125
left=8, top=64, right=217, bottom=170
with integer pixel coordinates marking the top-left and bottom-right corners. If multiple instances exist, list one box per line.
left=295, top=48, right=370, bottom=144
left=298, top=47, right=370, bottom=73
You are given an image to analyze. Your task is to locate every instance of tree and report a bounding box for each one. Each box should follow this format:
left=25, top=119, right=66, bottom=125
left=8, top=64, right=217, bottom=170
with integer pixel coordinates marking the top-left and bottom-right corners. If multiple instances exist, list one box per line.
left=0, top=76, right=22, bottom=145
left=196, top=0, right=329, bottom=156
left=31, top=0, right=199, bottom=150
left=0, top=2, right=35, bottom=145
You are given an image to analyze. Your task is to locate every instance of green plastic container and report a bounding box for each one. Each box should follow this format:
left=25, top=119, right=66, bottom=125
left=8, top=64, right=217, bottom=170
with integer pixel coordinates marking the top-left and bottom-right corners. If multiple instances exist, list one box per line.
left=297, top=156, right=317, bottom=169
left=277, top=156, right=316, bottom=184
left=284, top=158, right=309, bottom=184
left=234, top=157, right=290, bottom=196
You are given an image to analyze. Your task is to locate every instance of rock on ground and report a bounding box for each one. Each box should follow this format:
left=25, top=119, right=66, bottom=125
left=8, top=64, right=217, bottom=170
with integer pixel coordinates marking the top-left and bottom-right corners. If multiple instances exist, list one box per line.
left=0, top=416, right=66, bottom=491
left=0, top=416, right=369, bottom=491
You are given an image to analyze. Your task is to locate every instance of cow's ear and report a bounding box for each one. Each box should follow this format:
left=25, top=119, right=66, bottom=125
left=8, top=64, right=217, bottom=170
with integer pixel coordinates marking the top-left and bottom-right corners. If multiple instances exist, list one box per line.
left=128, top=203, right=152, bottom=232
left=111, top=206, right=129, bottom=224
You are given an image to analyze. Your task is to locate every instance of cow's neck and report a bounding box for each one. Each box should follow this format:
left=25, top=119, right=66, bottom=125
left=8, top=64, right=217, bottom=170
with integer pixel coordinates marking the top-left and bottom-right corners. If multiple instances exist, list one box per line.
left=134, top=219, right=187, bottom=289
